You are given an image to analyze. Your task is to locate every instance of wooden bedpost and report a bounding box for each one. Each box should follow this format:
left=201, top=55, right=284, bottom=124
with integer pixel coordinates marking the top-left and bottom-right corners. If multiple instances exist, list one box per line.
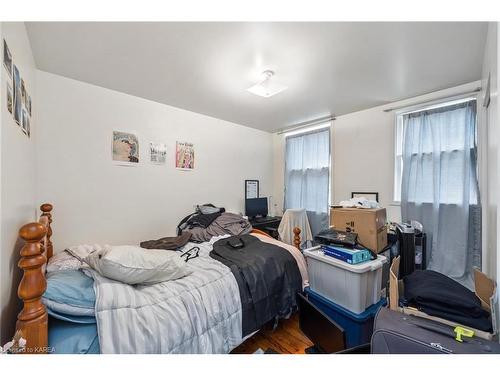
left=293, top=227, right=301, bottom=250
left=16, top=222, right=49, bottom=354
left=40, top=203, right=54, bottom=260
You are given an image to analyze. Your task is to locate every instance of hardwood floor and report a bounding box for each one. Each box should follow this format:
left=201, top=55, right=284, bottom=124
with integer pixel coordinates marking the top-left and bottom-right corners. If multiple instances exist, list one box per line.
left=231, top=313, right=313, bottom=354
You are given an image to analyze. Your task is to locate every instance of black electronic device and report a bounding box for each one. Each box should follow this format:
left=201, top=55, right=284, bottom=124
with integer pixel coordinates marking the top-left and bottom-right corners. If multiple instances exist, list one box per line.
left=245, top=197, right=268, bottom=218
left=297, top=292, right=346, bottom=354
left=315, top=228, right=358, bottom=248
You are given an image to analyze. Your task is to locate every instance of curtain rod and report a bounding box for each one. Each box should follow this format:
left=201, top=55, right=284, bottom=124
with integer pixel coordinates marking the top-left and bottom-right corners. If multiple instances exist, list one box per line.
left=276, top=115, right=335, bottom=135
left=383, top=88, right=481, bottom=113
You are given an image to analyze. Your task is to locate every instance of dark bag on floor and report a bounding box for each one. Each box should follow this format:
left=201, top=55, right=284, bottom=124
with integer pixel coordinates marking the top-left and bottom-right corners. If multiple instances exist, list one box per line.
left=371, top=308, right=500, bottom=354
left=403, top=270, right=492, bottom=332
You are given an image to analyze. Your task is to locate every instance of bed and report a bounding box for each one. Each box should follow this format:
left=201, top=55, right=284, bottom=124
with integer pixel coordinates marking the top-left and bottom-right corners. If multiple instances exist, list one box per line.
left=14, top=203, right=306, bottom=354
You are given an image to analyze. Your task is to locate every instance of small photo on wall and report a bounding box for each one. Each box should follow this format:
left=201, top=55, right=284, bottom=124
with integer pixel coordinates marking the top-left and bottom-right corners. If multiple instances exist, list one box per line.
left=3, top=39, right=12, bottom=77
left=12, top=65, right=22, bottom=125
left=27, top=95, right=32, bottom=116
left=6, top=83, right=13, bottom=114
left=150, top=142, right=167, bottom=164
left=112, top=130, right=139, bottom=164
left=22, top=109, right=28, bottom=135
left=176, top=141, right=195, bottom=170
left=21, top=78, right=27, bottom=105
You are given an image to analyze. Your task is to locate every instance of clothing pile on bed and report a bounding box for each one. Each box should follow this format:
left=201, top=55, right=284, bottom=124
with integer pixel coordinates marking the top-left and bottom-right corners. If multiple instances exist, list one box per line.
left=177, top=204, right=252, bottom=242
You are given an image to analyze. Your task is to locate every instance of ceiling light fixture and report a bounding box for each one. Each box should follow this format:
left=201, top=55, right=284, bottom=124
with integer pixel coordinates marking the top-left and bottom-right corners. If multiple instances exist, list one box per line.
left=246, top=70, right=287, bottom=98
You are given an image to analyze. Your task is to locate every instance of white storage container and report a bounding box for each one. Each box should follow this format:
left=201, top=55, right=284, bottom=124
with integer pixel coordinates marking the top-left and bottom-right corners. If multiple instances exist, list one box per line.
left=304, top=246, right=387, bottom=314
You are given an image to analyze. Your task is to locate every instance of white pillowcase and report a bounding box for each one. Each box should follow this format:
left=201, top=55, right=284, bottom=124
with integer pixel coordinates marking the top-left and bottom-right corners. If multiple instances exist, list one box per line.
left=85, top=245, right=192, bottom=285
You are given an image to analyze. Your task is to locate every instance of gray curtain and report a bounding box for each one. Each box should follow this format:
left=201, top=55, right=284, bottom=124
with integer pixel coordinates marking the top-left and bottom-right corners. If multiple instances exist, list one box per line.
left=400, top=100, right=481, bottom=289
left=284, top=127, right=330, bottom=236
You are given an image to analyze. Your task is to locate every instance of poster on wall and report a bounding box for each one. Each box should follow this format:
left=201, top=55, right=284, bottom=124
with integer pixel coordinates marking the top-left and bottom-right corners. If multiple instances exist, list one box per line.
left=3, top=39, right=12, bottom=77
left=6, top=83, right=13, bottom=114
left=112, top=130, right=139, bottom=165
left=175, top=141, right=195, bottom=170
left=12, top=65, right=22, bottom=125
left=150, top=142, right=167, bottom=164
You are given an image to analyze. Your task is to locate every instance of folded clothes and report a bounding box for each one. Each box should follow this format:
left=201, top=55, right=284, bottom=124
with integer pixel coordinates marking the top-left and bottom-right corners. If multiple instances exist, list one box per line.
left=404, top=270, right=492, bottom=332
left=186, top=213, right=252, bottom=243
left=140, top=231, right=192, bottom=250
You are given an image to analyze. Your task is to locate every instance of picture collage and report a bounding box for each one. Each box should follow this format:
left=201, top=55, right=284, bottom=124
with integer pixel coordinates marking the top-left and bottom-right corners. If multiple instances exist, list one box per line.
left=112, top=130, right=194, bottom=170
left=3, top=39, right=32, bottom=138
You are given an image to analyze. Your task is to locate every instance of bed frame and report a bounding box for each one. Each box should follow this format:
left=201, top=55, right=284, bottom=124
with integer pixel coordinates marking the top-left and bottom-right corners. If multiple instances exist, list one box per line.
left=14, top=203, right=301, bottom=354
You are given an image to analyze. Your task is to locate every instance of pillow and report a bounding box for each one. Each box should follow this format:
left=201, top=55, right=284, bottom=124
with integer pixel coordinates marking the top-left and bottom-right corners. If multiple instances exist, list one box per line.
left=84, top=245, right=192, bottom=285
left=43, top=270, right=96, bottom=317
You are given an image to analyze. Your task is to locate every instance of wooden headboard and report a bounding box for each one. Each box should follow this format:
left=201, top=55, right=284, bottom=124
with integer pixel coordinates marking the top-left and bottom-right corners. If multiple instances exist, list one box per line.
left=16, top=203, right=53, bottom=354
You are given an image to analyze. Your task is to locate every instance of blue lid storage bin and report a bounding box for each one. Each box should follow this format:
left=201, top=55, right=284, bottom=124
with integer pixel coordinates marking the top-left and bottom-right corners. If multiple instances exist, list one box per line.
left=305, top=287, right=386, bottom=348
left=303, top=246, right=387, bottom=314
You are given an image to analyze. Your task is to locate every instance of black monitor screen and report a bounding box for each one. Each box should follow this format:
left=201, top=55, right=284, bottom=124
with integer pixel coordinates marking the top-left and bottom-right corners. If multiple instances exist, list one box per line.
left=245, top=197, right=268, bottom=218
left=297, top=293, right=345, bottom=353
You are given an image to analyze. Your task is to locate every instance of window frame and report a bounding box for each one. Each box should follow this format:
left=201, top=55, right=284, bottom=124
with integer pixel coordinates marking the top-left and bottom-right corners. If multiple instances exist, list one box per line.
left=284, top=122, right=332, bottom=210
left=392, top=96, right=478, bottom=204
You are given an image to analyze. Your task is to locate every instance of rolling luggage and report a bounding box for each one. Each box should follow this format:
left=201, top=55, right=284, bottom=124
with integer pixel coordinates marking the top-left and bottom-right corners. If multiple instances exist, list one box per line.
left=371, top=308, right=500, bottom=354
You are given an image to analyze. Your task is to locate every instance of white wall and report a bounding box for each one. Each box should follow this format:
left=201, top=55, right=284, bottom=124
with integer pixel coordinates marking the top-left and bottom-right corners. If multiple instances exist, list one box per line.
left=479, top=22, right=499, bottom=331
left=0, top=23, right=37, bottom=344
left=35, top=71, right=273, bottom=251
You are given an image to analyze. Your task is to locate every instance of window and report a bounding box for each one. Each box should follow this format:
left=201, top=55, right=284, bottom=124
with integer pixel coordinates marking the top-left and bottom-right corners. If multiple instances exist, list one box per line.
left=393, top=98, right=478, bottom=204
left=394, top=97, right=480, bottom=287
left=284, top=124, right=331, bottom=235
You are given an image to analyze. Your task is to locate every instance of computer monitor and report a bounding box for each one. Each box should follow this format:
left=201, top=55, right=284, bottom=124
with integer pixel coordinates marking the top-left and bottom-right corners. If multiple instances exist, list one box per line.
left=245, top=197, right=268, bottom=218
left=297, top=292, right=346, bottom=353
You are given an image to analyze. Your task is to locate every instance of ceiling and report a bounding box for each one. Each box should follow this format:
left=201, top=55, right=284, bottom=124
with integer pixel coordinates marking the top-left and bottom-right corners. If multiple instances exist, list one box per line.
left=26, top=22, right=488, bottom=132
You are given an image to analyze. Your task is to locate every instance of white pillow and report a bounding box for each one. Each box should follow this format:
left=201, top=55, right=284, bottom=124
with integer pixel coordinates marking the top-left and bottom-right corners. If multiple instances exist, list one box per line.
left=85, top=245, right=192, bottom=285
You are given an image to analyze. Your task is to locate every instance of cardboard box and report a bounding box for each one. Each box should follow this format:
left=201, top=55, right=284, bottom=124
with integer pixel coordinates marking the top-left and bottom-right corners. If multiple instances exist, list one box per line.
left=389, top=256, right=498, bottom=341
left=330, top=207, right=387, bottom=252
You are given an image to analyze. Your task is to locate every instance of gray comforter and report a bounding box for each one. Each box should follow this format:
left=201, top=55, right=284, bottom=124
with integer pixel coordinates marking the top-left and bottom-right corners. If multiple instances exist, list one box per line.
left=86, top=238, right=243, bottom=354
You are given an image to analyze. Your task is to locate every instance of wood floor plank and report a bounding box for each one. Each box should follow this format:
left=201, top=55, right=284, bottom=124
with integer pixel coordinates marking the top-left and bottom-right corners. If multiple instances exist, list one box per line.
left=231, top=313, right=313, bottom=354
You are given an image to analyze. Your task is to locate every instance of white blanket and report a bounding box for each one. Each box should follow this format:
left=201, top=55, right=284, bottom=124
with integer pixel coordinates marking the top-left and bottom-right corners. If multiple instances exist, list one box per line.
left=83, top=237, right=243, bottom=354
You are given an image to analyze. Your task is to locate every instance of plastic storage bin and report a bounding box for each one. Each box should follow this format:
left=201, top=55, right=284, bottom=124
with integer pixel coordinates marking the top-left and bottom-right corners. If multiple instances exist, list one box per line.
left=306, top=288, right=386, bottom=348
left=304, top=246, right=387, bottom=314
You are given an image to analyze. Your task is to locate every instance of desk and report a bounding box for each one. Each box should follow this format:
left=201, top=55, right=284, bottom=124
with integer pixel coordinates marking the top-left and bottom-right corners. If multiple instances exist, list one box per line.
left=250, top=216, right=282, bottom=239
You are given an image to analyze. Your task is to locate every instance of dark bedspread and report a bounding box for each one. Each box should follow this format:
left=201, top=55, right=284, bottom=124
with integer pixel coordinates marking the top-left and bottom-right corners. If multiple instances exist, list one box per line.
left=210, top=234, right=303, bottom=336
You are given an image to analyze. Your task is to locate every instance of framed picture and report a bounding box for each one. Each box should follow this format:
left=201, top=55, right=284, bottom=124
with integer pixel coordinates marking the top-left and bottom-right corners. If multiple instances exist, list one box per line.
left=175, top=141, right=194, bottom=170
left=351, top=191, right=379, bottom=202
left=21, top=109, right=28, bottom=135
left=3, top=39, right=12, bottom=77
left=149, top=142, right=167, bottom=164
left=21, top=78, right=27, bottom=105
left=112, top=130, right=139, bottom=164
left=27, top=95, right=32, bottom=116
left=12, top=65, right=22, bottom=125
left=6, top=83, right=13, bottom=114
left=245, top=180, right=259, bottom=199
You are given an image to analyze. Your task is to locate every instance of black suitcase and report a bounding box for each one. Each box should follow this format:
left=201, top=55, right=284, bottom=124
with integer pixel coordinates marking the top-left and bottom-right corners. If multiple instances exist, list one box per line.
left=371, top=307, right=500, bottom=354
